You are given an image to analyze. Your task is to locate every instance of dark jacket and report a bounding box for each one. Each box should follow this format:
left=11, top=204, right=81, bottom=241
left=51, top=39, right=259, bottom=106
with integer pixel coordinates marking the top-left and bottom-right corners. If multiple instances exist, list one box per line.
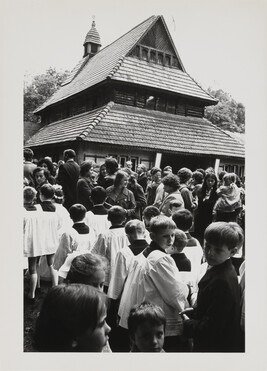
left=57, top=160, right=80, bottom=210
left=76, top=177, right=94, bottom=211
left=183, top=259, right=241, bottom=352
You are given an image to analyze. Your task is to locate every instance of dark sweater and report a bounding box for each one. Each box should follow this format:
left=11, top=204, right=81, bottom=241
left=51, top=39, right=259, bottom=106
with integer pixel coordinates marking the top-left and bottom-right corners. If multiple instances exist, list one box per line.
left=183, top=259, right=241, bottom=352
left=171, top=253, right=191, bottom=271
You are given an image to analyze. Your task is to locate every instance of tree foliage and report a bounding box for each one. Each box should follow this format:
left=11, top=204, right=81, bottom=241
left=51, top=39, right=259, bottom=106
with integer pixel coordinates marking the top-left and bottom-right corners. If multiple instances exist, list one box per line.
left=24, top=67, right=69, bottom=123
left=204, top=88, right=245, bottom=133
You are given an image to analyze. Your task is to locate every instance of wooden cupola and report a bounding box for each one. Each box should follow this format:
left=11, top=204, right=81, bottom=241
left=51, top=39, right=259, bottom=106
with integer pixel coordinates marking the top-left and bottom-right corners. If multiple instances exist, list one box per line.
left=83, top=19, right=101, bottom=58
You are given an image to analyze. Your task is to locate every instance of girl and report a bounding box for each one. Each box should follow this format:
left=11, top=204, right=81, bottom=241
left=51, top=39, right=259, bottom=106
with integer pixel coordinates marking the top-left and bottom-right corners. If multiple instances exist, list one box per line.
left=106, top=170, right=136, bottom=220
left=97, top=163, right=107, bottom=188
left=193, top=172, right=218, bottom=247
left=33, top=284, right=110, bottom=352
left=76, top=160, right=95, bottom=211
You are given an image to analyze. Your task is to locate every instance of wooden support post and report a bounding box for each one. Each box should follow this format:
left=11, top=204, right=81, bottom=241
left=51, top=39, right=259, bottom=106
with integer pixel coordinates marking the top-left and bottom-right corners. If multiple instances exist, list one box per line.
left=155, top=153, right=162, bottom=168
left=214, top=158, right=220, bottom=175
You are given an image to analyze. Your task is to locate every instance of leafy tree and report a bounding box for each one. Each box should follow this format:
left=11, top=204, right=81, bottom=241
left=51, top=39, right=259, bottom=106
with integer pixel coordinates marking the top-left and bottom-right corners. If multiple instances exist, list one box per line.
left=204, top=88, right=245, bottom=133
left=24, top=67, right=69, bottom=123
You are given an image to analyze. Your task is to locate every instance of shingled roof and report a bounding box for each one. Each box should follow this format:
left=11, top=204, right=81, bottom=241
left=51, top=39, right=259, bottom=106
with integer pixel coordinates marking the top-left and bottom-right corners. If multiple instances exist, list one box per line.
left=34, top=15, right=216, bottom=114
left=27, top=102, right=244, bottom=159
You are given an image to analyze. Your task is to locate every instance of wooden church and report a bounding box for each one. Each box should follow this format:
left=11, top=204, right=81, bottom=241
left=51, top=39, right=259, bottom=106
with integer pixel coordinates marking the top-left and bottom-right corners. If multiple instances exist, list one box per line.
left=25, top=15, right=245, bottom=176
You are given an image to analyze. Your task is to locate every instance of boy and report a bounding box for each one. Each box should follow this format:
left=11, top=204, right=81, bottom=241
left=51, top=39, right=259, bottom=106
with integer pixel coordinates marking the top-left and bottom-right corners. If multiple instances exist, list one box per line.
left=53, top=204, right=93, bottom=273
left=166, top=229, right=191, bottom=272
left=118, top=215, right=189, bottom=352
left=128, top=302, right=166, bottom=352
left=39, top=184, right=56, bottom=211
left=143, top=205, right=160, bottom=231
left=107, top=219, right=149, bottom=351
left=23, top=186, right=40, bottom=211
left=84, top=186, right=111, bottom=244
left=181, top=222, right=244, bottom=352
left=91, top=206, right=129, bottom=289
left=172, top=209, right=203, bottom=277
left=108, top=219, right=149, bottom=301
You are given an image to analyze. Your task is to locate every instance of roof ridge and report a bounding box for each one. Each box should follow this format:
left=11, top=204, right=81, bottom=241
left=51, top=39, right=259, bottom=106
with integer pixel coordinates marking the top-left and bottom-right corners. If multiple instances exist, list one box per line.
left=186, top=72, right=218, bottom=103
left=77, top=101, right=115, bottom=140
left=107, top=57, right=125, bottom=78
left=96, top=15, right=158, bottom=56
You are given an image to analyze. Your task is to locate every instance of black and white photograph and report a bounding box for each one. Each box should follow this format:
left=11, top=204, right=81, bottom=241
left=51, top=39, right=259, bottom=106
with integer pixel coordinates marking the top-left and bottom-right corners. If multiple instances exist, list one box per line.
left=1, top=0, right=267, bottom=369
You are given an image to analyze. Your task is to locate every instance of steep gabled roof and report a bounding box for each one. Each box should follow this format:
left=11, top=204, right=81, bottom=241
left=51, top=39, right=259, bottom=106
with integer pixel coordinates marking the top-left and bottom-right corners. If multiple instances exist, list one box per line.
left=27, top=103, right=244, bottom=159
left=34, top=15, right=216, bottom=114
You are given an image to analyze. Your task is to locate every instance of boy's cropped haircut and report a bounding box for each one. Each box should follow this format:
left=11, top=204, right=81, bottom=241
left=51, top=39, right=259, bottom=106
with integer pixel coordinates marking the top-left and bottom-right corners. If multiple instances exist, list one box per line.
left=172, top=209, right=193, bottom=231
left=91, top=186, right=107, bottom=205
left=204, top=222, right=244, bottom=251
left=174, top=229, right=188, bottom=250
left=143, top=206, right=160, bottom=220
left=150, top=215, right=176, bottom=233
left=128, top=302, right=166, bottom=338
left=67, top=253, right=108, bottom=284
left=39, top=183, right=55, bottom=199
left=108, top=206, right=126, bottom=225
left=69, top=204, right=87, bottom=222
left=125, top=219, right=145, bottom=235
left=64, top=149, right=76, bottom=158
left=23, top=186, right=37, bottom=202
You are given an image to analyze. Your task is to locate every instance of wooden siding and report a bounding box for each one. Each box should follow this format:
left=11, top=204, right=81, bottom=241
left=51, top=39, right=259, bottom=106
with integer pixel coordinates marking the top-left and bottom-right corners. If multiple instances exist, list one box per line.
left=139, top=18, right=177, bottom=55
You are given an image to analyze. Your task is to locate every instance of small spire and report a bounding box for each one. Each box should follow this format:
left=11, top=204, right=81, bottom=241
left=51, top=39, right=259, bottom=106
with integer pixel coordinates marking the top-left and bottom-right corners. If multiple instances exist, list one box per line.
left=83, top=16, right=101, bottom=58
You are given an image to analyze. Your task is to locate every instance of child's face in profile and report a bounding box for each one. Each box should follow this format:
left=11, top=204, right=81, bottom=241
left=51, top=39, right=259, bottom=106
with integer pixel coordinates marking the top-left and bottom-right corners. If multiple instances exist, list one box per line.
left=132, top=322, right=164, bottom=352
left=76, top=309, right=111, bottom=352
left=204, top=241, right=236, bottom=266
left=151, top=227, right=175, bottom=250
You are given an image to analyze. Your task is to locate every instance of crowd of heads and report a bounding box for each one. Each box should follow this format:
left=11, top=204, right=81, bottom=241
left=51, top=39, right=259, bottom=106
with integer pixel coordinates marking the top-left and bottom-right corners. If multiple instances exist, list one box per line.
left=24, top=147, right=245, bottom=353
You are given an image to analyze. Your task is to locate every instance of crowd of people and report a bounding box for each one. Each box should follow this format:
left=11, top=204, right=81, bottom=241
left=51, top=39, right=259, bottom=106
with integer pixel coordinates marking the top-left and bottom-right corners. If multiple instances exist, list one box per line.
left=23, top=147, right=245, bottom=353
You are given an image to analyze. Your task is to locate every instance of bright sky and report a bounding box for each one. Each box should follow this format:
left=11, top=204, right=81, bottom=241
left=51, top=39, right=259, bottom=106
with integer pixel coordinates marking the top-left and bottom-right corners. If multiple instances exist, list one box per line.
left=3, top=0, right=265, bottom=104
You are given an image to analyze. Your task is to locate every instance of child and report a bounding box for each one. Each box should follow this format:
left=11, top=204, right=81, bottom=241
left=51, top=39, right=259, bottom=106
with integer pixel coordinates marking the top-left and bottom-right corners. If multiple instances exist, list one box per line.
left=166, top=229, right=191, bottom=272
left=53, top=204, right=94, bottom=272
left=91, top=206, right=129, bottom=289
left=181, top=222, right=244, bottom=352
left=118, top=216, right=189, bottom=352
left=53, top=185, right=72, bottom=230
left=213, top=172, right=241, bottom=222
left=128, top=302, right=166, bottom=352
left=66, top=253, right=107, bottom=291
left=39, top=183, right=56, bottom=211
left=172, top=209, right=203, bottom=277
left=84, top=186, right=111, bottom=243
left=33, top=284, right=111, bottom=352
left=24, top=185, right=60, bottom=302
left=23, top=186, right=41, bottom=211
left=108, top=219, right=149, bottom=300
left=107, top=219, right=149, bottom=351
left=143, top=205, right=160, bottom=242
